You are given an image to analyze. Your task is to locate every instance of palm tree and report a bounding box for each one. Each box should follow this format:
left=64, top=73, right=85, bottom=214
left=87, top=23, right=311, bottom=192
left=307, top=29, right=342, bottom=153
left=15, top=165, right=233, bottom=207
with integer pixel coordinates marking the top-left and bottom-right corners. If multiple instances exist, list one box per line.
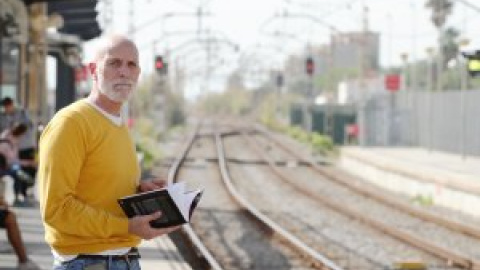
left=442, top=27, right=460, bottom=66
left=425, top=0, right=453, bottom=28
left=425, top=0, right=454, bottom=91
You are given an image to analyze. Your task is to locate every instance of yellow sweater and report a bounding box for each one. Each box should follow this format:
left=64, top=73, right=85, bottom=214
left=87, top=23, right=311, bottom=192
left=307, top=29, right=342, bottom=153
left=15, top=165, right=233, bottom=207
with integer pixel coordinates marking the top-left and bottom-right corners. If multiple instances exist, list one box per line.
left=38, top=100, right=141, bottom=254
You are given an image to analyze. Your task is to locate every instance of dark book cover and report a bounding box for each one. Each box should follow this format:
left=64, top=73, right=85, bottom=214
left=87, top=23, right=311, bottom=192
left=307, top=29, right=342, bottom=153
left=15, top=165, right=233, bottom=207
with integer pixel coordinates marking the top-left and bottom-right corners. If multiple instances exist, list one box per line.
left=118, top=184, right=203, bottom=228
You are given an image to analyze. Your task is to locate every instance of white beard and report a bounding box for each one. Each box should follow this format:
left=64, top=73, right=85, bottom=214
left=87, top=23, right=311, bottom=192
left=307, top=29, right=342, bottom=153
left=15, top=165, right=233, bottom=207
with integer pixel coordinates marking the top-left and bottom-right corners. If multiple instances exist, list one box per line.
left=97, top=75, right=136, bottom=103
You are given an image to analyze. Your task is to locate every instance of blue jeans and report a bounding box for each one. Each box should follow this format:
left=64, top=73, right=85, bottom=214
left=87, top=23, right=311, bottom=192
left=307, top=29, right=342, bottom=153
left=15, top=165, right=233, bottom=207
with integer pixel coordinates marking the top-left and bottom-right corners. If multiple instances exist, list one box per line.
left=53, top=257, right=141, bottom=270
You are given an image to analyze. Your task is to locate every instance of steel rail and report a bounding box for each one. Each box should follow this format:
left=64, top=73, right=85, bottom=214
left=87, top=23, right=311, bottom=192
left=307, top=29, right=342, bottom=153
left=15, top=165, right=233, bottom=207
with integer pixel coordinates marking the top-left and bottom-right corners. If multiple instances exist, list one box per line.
left=167, top=122, right=223, bottom=270
left=215, top=131, right=344, bottom=270
left=251, top=126, right=480, bottom=270
left=256, top=126, right=480, bottom=239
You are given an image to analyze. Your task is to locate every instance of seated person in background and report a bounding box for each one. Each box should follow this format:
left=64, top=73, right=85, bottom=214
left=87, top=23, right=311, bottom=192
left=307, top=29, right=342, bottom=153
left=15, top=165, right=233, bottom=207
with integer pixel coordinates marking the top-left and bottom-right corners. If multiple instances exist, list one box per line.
left=0, top=123, right=35, bottom=206
left=0, top=153, right=40, bottom=270
left=0, top=98, right=37, bottom=200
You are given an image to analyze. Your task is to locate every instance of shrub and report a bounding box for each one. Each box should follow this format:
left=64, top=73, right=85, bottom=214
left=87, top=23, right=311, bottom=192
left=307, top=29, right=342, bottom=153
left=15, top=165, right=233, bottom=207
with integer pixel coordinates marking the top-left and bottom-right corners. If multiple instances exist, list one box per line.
left=262, top=118, right=336, bottom=155
left=311, top=132, right=334, bottom=154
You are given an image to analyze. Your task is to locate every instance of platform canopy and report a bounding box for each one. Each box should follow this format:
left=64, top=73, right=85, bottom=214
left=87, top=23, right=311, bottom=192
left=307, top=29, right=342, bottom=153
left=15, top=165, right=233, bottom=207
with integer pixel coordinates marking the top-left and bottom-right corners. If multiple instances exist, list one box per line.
left=23, top=0, right=101, bottom=41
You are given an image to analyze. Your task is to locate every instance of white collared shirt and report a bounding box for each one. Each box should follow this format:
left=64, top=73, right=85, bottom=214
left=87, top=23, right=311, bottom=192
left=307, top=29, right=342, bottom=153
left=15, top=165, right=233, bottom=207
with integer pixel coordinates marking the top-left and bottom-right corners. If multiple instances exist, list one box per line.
left=86, top=99, right=124, bottom=126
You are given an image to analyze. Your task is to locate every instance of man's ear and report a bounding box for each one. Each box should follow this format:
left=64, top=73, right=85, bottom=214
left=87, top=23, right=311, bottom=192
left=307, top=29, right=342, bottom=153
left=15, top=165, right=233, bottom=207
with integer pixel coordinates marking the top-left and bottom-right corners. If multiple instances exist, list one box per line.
left=88, top=63, right=97, bottom=80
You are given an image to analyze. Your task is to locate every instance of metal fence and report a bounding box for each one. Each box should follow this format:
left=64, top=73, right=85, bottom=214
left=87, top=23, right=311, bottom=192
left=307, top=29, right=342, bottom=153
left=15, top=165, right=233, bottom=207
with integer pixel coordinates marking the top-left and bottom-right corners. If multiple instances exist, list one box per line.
left=359, top=89, right=480, bottom=157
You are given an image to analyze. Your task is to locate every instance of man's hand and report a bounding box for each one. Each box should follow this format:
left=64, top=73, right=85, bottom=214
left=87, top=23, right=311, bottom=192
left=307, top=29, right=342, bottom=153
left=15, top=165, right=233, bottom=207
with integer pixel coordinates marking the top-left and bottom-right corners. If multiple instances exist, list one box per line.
left=138, top=178, right=167, bottom=193
left=128, top=212, right=181, bottom=240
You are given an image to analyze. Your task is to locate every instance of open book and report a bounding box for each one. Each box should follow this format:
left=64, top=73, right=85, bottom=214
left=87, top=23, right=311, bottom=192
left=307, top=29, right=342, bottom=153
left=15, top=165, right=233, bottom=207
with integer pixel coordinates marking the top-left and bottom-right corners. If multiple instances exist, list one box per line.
left=118, top=182, right=203, bottom=228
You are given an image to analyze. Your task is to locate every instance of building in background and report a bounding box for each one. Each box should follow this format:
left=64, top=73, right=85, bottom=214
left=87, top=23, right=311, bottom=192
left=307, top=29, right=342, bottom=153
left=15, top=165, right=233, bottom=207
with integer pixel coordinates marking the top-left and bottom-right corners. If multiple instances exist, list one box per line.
left=0, top=0, right=102, bottom=126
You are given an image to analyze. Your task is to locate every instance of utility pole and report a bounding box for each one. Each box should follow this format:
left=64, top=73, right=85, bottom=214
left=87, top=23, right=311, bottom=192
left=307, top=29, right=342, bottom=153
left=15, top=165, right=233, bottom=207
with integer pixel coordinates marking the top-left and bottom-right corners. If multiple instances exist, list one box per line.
left=436, top=27, right=443, bottom=92
left=204, top=34, right=212, bottom=94
left=458, top=38, right=469, bottom=158
left=426, top=47, right=435, bottom=151
left=459, top=38, right=470, bottom=91
left=275, top=72, right=283, bottom=117
left=359, top=4, right=368, bottom=91
left=128, top=0, right=135, bottom=38
left=195, top=4, right=211, bottom=93
left=410, top=2, right=418, bottom=93
left=401, top=53, right=412, bottom=144
left=197, top=7, right=204, bottom=38
left=358, top=2, right=369, bottom=146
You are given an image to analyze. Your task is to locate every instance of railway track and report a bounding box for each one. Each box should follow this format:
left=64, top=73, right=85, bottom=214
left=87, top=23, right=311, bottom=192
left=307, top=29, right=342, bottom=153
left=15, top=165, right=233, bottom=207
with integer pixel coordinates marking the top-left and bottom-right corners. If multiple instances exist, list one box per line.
left=166, top=122, right=341, bottom=269
left=160, top=121, right=480, bottom=269
left=238, top=124, right=480, bottom=269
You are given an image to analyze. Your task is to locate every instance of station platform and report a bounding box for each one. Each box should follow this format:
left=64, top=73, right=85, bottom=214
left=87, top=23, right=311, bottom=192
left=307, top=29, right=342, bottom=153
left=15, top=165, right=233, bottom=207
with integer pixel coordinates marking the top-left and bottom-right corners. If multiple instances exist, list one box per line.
left=339, top=146, right=480, bottom=218
left=0, top=179, right=191, bottom=270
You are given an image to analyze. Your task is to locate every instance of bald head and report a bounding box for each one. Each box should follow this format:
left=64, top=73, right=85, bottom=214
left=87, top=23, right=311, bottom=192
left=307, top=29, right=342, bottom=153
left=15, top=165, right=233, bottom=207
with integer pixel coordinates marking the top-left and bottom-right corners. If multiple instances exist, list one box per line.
left=93, top=34, right=139, bottom=63
left=87, top=34, right=141, bottom=107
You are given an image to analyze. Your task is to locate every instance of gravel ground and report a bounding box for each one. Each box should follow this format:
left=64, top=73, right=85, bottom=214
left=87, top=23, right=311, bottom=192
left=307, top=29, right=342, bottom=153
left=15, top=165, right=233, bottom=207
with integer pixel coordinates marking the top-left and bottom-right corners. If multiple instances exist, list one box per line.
left=253, top=131, right=480, bottom=261
left=223, top=134, right=462, bottom=270
left=169, top=130, right=315, bottom=269
left=265, top=128, right=480, bottom=228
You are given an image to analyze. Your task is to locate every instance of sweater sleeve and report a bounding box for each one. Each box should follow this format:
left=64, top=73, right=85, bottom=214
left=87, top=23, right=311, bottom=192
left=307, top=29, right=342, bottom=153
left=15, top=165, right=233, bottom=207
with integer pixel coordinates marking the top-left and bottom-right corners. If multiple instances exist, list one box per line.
left=38, top=116, right=129, bottom=238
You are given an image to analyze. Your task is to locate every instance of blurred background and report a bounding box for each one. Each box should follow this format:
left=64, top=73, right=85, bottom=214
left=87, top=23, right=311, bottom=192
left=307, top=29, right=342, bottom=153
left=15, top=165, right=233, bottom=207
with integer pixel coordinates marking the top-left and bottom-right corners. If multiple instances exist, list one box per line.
left=2, top=0, right=480, bottom=159
left=4, top=2, right=480, bottom=270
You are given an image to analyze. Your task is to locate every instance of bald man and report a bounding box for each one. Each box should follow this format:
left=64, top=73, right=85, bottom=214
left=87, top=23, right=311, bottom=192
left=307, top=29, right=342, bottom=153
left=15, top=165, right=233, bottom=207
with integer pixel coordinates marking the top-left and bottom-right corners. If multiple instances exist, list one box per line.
left=38, top=35, right=180, bottom=270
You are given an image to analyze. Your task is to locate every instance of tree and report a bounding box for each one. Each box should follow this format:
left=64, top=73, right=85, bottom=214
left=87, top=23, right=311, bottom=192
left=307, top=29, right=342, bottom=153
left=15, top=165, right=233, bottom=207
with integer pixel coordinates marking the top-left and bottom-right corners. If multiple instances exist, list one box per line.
left=425, top=0, right=453, bottom=28
left=426, top=0, right=454, bottom=90
left=441, top=27, right=460, bottom=67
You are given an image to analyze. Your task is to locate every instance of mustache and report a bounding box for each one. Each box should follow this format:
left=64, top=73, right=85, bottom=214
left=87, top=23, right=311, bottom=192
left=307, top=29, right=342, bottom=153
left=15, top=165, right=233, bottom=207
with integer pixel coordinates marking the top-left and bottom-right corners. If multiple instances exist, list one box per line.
left=111, top=81, right=136, bottom=88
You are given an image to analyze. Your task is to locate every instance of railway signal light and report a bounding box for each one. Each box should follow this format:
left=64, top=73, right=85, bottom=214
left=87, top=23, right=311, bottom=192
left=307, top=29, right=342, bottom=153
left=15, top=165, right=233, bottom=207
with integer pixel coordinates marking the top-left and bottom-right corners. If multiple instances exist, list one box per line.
left=462, top=50, right=480, bottom=77
left=154, top=55, right=168, bottom=75
left=276, top=73, right=284, bottom=88
left=468, top=59, right=480, bottom=77
left=306, top=57, right=314, bottom=76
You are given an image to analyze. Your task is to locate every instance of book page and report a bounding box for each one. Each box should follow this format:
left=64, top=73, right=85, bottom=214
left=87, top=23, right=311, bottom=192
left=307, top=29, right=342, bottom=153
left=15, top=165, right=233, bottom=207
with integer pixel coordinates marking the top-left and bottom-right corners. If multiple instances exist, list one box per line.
left=118, top=182, right=203, bottom=227
left=167, top=182, right=203, bottom=221
left=184, top=189, right=203, bottom=221
left=167, top=182, right=187, bottom=219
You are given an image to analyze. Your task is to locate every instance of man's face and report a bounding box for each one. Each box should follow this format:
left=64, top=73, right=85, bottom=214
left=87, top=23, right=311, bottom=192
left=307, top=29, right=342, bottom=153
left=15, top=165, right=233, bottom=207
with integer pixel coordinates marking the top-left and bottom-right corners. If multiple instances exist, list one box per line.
left=92, top=41, right=140, bottom=103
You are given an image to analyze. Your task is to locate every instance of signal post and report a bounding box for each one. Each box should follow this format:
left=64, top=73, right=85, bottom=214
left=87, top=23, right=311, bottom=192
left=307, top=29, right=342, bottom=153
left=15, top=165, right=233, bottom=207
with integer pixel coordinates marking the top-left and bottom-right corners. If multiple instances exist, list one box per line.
left=152, top=55, right=169, bottom=132
left=304, top=56, right=314, bottom=132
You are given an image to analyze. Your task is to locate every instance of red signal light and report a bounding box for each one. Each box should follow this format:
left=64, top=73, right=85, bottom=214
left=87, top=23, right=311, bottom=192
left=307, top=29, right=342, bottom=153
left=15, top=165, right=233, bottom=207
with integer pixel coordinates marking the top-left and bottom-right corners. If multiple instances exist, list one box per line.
left=306, top=57, right=314, bottom=76
left=154, top=55, right=168, bottom=75
left=155, top=60, right=164, bottom=69
left=155, top=56, right=164, bottom=69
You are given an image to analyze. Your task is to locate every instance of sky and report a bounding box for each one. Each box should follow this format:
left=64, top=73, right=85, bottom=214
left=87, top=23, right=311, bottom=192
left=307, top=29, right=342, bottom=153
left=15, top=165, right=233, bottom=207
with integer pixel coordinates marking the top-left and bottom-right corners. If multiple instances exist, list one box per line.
left=82, top=0, right=480, bottom=99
